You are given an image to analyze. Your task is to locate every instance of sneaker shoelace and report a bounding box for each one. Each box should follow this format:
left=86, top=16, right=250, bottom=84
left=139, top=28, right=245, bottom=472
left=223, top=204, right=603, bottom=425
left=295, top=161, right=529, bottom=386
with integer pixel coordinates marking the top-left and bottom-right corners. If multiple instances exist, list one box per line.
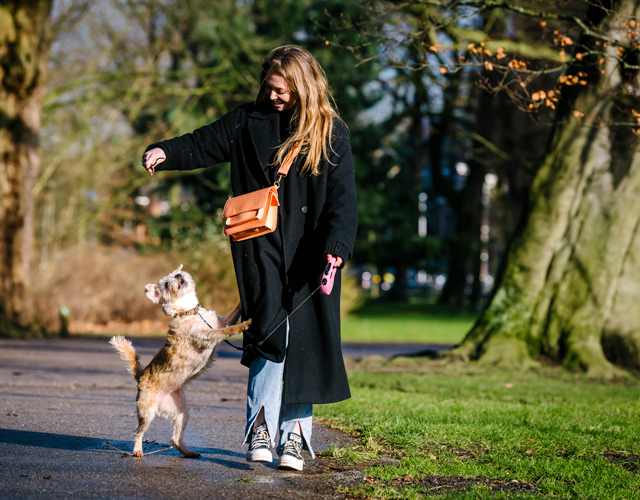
left=250, top=426, right=270, bottom=450
left=282, top=437, right=302, bottom=458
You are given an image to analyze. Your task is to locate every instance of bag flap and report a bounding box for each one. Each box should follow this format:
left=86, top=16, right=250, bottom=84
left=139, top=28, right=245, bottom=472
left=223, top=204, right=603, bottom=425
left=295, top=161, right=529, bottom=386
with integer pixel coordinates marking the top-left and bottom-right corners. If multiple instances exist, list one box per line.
left=223, top=187, right=278, bottom=218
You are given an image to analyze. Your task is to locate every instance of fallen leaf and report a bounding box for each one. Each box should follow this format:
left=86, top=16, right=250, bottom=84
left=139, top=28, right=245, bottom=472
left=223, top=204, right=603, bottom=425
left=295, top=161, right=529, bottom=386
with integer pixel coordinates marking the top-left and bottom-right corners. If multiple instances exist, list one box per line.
left=526, top=449, right=534, bottom=454
left=397, top=474, right=414, bottom=482
left=63, top=385, right=76, bottom=390
left=429, top=453, right=437, bottom=460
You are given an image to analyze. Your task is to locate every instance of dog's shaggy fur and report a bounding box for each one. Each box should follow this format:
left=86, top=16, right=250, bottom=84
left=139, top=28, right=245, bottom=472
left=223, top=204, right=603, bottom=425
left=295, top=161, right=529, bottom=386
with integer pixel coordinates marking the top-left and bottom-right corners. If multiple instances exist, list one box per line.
left=109, top=265, right=251, bottom=457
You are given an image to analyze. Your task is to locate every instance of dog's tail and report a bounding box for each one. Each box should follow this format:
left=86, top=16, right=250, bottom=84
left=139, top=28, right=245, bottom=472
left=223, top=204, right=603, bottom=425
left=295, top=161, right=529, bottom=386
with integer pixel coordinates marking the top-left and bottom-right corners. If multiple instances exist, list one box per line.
left=109, top=336, right=142, bottom=380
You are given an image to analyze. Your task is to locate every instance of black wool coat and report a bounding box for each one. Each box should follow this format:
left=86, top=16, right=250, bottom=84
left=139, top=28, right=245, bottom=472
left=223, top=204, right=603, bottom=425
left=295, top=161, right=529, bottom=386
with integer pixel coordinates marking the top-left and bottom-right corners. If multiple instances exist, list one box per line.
left=148, top=100, right=358, bottom=404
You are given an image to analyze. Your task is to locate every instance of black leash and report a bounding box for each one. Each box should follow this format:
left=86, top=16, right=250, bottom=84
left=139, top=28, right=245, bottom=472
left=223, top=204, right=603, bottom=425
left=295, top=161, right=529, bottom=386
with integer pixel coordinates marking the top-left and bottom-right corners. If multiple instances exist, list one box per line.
left=197, top=284, right=323, bottom=353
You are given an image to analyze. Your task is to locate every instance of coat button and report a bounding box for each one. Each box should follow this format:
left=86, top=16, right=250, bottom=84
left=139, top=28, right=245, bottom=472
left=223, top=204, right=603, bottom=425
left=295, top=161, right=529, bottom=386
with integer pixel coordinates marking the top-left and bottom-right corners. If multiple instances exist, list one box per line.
left=301, top=206, right=307, bottom=213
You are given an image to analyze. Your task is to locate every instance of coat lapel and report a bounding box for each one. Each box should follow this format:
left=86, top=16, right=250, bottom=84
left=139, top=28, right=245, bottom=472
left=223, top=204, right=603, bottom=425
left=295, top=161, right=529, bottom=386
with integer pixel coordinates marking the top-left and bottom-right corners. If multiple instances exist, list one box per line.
left=247, top=103, right=281, bottom=185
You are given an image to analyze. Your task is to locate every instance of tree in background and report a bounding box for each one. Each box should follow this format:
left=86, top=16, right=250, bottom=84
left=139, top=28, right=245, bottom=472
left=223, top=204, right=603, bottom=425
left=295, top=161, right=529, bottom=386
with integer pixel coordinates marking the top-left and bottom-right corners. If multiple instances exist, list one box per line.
left=457, top=0, right=640, bottom=377
left=340, top=0, right=640, bottom=375
left=0, top=0, right=52, bottom=336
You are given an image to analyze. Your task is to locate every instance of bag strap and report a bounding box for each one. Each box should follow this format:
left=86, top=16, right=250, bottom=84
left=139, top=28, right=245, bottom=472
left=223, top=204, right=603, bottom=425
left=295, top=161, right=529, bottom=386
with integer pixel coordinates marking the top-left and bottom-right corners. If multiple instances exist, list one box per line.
left=276, top=141, right=301, bottom=176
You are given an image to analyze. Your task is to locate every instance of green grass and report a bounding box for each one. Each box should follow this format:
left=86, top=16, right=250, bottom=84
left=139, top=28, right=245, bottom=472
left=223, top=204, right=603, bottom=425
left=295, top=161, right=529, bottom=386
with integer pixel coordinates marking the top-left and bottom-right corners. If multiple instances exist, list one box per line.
left=317, top=357, right=640, bottom=499
left=341, top=302, right=476, bottom=344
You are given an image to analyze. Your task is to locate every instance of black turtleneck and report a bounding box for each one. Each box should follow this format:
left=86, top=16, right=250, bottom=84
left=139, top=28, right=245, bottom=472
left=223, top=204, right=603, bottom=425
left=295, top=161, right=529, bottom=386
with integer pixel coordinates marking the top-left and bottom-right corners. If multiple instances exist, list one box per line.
left=261, top=109, right=295, bottom=179
left=279, top=109, right=294, bottom=142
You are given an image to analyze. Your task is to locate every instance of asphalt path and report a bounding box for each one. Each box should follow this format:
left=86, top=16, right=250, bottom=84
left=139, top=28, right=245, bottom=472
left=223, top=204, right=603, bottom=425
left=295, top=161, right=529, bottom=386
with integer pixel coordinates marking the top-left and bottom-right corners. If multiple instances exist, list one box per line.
left=0, top=338, right=444, bottom=499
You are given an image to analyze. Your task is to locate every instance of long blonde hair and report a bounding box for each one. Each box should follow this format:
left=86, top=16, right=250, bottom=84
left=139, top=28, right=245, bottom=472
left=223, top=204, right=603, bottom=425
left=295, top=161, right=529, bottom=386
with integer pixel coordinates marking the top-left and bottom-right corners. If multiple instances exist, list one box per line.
left=256, top=45, right=340, bottom=176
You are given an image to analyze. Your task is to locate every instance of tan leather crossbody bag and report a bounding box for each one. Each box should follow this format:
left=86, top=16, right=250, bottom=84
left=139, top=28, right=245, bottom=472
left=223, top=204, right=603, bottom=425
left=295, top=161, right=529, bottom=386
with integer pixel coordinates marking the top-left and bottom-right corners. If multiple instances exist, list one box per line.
left=222, top=142, right=301, bottom=242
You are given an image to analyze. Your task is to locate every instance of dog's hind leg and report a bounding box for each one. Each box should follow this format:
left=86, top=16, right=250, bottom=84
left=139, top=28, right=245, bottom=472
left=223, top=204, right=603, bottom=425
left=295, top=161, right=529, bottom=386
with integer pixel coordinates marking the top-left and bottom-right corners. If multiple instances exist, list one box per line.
left=161, top=389, right=200, bottom=458
left=133, top=399, right=158, bottom=457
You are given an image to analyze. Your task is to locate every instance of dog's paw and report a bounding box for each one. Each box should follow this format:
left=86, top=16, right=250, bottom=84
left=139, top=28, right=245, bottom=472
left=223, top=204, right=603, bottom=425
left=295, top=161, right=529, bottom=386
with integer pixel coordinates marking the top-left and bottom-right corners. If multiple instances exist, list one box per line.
left=241, top=319, right=252, bottom=330
left=133, top=450, right=143, bottom=457
left=183, top=451, right=201, bottom=459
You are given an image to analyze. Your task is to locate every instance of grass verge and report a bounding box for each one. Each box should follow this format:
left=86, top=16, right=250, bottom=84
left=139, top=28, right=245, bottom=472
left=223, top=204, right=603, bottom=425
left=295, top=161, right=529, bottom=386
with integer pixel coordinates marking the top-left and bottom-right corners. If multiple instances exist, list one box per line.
left=317, top=357, right=640, bottom=499
left=341, top=302, right=476, bottom=345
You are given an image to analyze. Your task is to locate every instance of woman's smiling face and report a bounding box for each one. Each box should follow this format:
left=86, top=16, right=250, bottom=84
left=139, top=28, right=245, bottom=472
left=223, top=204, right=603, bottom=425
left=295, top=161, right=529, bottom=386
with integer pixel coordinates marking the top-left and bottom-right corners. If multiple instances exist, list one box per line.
left=264, top=73, right=297, bottom=112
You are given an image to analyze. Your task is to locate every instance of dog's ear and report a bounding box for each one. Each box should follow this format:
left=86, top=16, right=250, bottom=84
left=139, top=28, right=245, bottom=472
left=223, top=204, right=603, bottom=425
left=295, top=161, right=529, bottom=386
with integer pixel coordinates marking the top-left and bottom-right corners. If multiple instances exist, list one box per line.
left=145, top=284, right=161, bottom=303
left=174, top=264, right=183, bottom=274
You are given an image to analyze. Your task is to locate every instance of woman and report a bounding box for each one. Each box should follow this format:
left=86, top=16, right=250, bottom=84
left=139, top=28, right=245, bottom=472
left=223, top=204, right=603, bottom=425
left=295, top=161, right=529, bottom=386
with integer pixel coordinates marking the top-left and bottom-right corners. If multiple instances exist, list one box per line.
left=142, top=45, right=357, bottom=471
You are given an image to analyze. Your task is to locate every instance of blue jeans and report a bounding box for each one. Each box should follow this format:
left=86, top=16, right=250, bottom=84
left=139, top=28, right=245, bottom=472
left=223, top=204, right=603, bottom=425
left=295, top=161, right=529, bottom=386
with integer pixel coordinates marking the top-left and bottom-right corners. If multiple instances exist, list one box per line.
left=243, top=320, right=315, bottom=458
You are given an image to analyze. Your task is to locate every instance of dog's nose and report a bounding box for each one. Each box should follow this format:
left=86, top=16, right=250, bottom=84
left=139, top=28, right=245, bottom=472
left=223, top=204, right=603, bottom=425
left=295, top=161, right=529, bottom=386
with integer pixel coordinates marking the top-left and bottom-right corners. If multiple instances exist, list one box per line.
left=175, top=273, right=182, bottom=279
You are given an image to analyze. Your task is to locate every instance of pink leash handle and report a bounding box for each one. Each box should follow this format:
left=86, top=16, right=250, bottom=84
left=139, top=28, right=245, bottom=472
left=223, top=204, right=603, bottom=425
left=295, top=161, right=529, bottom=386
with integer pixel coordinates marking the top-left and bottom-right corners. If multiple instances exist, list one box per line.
left=320, top=257, right=337, bottom=295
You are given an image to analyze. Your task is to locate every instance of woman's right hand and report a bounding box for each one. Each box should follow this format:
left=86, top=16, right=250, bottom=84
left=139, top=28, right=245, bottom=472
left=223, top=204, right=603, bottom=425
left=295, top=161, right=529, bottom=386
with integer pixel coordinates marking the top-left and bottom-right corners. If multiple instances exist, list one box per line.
left=142, top=148, right=166, bottom=175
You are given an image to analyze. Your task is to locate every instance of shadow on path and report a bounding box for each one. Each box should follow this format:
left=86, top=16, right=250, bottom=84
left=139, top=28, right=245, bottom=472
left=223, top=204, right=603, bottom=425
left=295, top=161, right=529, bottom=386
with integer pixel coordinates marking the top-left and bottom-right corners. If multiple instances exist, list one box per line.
left=0, top=429, right=244, bottom=461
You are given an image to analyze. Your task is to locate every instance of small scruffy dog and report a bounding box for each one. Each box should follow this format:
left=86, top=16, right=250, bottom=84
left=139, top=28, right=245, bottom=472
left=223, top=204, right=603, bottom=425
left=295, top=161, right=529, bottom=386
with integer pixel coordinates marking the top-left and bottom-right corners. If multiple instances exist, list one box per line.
left=109, top=265, right=251, bottom=458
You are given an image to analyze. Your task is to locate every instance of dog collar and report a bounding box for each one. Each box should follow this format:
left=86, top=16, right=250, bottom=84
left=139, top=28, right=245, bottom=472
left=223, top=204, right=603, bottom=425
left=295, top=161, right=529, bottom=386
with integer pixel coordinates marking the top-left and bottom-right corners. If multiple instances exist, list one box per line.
left=174, top=304, right=200, bottom=318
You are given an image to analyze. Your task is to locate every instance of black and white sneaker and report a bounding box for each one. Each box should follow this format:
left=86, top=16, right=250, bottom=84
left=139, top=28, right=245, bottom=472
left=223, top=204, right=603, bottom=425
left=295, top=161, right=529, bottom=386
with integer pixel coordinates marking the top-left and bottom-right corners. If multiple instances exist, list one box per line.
left=246, top=423, right=272, bottom=462
left=277, top=432, right=304, bottom=471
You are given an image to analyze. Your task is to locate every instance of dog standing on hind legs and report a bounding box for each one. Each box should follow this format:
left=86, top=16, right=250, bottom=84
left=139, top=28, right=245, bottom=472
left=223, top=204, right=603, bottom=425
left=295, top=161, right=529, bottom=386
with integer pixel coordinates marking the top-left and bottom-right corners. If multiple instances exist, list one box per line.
left=109, top=265, right=251, bottom=458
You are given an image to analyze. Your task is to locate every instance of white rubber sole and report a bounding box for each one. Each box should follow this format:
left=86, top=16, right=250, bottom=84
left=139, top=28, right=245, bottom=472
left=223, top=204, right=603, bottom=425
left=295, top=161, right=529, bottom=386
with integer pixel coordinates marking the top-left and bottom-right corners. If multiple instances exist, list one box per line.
left=246, top=448, right=273, bottom=462
left=277, top=454, right=304, bottom=471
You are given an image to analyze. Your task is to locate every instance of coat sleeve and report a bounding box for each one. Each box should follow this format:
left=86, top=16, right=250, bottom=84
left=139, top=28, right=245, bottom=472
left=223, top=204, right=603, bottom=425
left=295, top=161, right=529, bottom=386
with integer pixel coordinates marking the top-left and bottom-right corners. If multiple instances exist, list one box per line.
left=145, top=107, right=241, bottom=171
left=322, top=120, right=358, bottom=264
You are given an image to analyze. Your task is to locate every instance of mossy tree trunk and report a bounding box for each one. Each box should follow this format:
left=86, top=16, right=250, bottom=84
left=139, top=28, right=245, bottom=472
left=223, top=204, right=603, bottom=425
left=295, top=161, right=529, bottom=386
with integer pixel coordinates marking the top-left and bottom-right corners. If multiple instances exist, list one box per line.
left=455, top=0, right=640, bottom=378
left=0, top=0, right=52, bottom=337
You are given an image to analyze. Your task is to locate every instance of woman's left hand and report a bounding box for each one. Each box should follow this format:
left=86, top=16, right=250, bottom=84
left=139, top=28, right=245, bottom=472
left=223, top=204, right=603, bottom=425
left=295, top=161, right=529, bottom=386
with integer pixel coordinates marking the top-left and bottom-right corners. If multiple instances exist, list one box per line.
left=327, top=254, right=343, bottom=268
